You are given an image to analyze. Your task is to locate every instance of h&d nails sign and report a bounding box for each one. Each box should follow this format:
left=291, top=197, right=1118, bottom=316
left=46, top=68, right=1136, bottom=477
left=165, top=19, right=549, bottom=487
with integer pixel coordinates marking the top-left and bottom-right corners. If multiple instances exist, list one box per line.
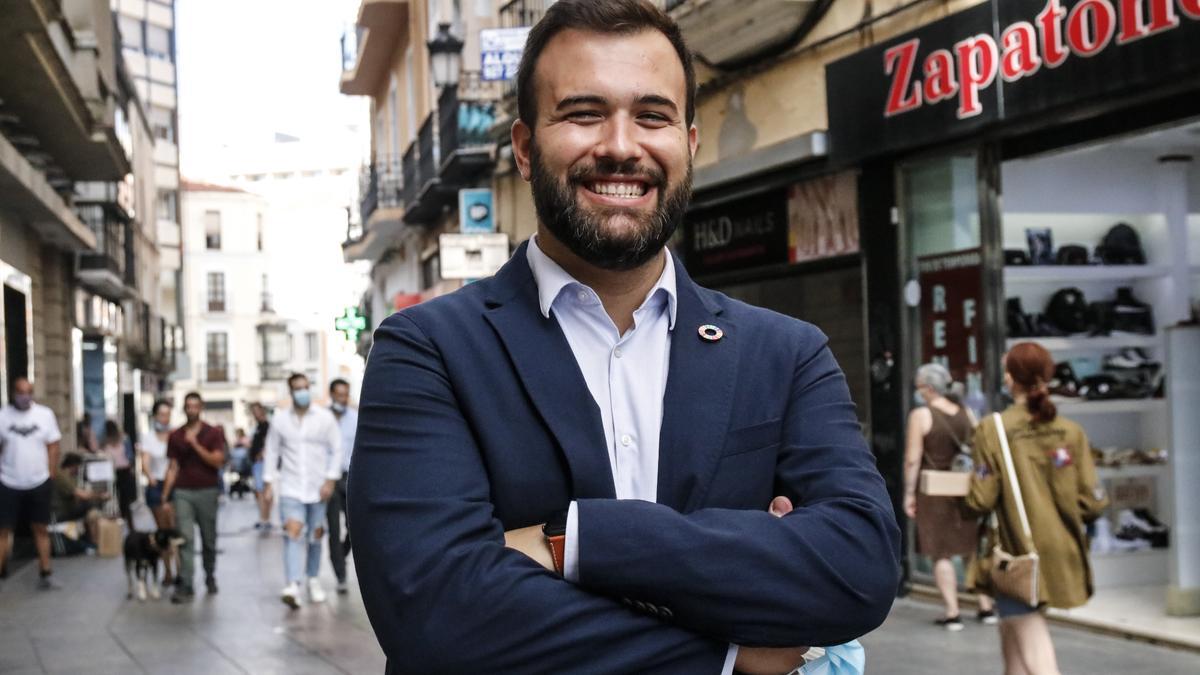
left=826, top=0, right=1200, bottom=162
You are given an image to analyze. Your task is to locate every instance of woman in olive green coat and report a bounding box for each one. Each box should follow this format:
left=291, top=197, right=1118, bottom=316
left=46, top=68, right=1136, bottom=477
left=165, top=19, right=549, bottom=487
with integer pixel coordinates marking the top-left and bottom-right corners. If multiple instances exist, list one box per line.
left=966, top=343, right=1108, bottom=675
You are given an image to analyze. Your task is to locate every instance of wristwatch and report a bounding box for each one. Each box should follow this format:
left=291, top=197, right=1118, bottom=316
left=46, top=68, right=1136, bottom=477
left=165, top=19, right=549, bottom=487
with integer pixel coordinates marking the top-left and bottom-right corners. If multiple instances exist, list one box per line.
left=542, top=509, right=569, bottom=576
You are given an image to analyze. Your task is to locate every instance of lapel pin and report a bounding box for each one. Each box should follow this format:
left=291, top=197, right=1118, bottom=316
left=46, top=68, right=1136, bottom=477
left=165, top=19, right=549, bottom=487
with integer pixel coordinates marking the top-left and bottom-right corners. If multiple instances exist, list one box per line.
left=698, top=324, right=724, bottom=342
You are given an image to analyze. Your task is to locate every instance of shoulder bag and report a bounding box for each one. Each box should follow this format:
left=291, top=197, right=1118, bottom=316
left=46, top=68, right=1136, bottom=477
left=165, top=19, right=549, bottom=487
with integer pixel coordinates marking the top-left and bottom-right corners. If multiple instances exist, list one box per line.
left=989, top=413, right=1040, bottom=608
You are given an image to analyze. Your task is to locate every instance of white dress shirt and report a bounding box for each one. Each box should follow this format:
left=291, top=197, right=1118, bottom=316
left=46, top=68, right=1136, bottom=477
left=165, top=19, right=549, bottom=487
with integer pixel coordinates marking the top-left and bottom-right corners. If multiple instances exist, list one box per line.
left=262, top=405, right=343, bottom=504
left=335, top=406, right=358, bottom=475
left=526, top=237, right=739, bottom=674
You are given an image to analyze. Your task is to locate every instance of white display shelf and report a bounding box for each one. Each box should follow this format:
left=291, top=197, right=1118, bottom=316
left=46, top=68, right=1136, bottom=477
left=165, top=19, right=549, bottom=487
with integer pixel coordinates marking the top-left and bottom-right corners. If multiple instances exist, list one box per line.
left=1004, top=265, right=1170, bottom=283
left=1005, top=335, right=1163, bottom=351
left=1097, top=464, right=1169, bottom=480
left=1090, top=547, right=1169, bottom=561
left=1053, top=398, right=1166, bottom=415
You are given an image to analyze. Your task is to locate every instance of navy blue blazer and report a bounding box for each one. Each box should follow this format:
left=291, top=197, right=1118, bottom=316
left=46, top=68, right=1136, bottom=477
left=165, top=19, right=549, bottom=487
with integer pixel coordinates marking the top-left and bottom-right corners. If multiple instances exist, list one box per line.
left=348, top=242, right=900, bottom=674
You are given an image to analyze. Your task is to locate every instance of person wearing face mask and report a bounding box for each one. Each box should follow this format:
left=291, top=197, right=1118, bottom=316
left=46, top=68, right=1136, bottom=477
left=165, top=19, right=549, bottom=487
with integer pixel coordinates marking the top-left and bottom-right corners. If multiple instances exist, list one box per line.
left=263, top=373, right=342, bottom=609
left=325, top=378, right=356, bottom=594
left=138, top=399, right=178, bottom=581
left=903, top=363, right=995, bottom=630
left=0, top=377, right=63, bottom=590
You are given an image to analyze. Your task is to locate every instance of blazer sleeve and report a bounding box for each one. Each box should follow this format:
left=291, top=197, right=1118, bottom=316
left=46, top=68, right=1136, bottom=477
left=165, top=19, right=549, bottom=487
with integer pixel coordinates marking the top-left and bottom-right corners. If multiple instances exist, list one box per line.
left=573, top=325, right=900, bottom=648
left=347, top=313, right=728, bottom=674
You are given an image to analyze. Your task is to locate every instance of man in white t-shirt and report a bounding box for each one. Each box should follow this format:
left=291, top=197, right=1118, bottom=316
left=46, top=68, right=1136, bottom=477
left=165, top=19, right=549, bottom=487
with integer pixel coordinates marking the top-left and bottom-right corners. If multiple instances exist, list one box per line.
left=0, top=377, right=63, bottom=590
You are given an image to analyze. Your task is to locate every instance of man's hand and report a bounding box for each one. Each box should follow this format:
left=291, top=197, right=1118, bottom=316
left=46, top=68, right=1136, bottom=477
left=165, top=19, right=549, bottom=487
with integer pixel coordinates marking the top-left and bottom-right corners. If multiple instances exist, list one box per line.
left=734, top=646, right=811, bottom=675
left=504, top=524, right=556, bottom=573
left=161, top=501, right=174, bottom=520
left=319, top=479, right=335, bottom=503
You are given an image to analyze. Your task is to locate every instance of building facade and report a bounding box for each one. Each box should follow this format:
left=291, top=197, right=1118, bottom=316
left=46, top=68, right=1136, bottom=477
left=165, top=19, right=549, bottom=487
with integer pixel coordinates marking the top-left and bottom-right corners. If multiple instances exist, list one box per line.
left=2, top=0, right=179, bottom=458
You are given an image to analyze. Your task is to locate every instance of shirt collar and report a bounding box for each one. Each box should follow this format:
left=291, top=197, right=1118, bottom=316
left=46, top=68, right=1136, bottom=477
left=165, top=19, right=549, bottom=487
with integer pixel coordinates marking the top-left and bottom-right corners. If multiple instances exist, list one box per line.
left=526, top=235, right=677, bottom=330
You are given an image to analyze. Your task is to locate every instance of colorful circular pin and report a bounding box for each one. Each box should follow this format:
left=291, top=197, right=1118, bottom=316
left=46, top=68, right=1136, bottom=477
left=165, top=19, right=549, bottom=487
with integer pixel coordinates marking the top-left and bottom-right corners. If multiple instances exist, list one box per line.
left=698, top=324, right=724, bottom=342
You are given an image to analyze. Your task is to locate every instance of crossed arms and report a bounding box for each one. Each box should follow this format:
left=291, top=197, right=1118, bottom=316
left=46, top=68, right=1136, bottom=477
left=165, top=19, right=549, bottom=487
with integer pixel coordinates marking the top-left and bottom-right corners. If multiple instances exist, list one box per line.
left=348, top=313, right=900, bottom=674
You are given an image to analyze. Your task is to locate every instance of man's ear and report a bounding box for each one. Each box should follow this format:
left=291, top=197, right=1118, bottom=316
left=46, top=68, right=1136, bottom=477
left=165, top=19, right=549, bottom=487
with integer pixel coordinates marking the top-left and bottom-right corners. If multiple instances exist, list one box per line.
left=688, top=123, right=699, bottom=160
left=512, top=119, right=533, bottom=182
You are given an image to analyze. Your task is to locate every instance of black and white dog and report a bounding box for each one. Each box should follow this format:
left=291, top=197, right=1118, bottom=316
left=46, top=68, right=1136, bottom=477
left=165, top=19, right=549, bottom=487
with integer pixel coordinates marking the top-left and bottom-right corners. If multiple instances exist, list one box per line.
left=123, top=529, right=183, bottom=601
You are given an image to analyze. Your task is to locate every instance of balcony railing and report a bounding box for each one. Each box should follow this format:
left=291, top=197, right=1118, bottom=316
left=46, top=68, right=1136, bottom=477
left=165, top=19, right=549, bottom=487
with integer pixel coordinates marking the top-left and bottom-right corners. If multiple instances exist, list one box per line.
left=499, top=0, right=553, bottom=28
left=401, top=143, right=418, bottom=207
left=200, top=362, right=238, bottom=384
left=417, top=114, right=438, bottom=191
left=402, top=114, right=447, bottom=225
left=438, top=81, right=496, bottom=186
left=75, top=197, right=132, bottom=299
left=259, top=362, right=289, bottom=382
left=359, top=158, right=403, bottom=225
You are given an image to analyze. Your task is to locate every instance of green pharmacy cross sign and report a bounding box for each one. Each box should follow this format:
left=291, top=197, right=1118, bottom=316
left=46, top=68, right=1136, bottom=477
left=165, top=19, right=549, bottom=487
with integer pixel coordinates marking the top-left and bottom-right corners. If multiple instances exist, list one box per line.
left=335, top=307, right=367, bottom=343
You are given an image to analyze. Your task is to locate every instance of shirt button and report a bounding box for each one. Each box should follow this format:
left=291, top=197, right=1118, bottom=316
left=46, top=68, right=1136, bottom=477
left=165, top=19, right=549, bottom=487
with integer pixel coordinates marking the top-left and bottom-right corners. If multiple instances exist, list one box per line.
left=576, top=290, right=588, bottom=303
left=621, top=434, right=632, bottom=447
left=614, top=347, right=623, bottom=358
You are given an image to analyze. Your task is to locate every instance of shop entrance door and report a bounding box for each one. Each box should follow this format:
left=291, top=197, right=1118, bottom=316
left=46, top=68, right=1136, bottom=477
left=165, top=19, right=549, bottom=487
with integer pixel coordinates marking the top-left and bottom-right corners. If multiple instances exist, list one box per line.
left=896, top=150, right=1002, bottom=586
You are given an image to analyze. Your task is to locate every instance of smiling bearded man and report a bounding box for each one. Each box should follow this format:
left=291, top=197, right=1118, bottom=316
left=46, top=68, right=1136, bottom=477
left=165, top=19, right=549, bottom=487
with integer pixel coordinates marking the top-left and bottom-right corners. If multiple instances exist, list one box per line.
left=347, top=1, right=900, bottom=674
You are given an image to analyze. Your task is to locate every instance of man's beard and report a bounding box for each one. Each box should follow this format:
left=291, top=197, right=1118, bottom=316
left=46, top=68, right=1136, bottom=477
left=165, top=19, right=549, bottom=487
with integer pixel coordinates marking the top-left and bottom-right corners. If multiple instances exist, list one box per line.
left=529, top=141, right=692, bottom=271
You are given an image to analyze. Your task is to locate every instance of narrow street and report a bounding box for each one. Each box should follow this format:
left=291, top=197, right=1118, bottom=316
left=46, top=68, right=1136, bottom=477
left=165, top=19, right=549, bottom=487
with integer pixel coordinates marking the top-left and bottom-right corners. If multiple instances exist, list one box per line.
left=2, top=497, right=1197, bottom=674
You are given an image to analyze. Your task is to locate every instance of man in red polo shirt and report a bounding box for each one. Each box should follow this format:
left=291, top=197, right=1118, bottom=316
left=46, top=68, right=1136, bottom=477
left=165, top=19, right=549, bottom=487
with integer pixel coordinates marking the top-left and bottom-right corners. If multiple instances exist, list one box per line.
left=162, top=392, right=225, bottom=603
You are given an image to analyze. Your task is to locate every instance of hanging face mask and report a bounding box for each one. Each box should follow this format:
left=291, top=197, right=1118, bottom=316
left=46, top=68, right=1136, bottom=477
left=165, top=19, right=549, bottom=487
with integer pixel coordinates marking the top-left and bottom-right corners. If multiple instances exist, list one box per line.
left=331, top=402, right=346, bottom=414
left=292, top=388, right=312, bottom=408
left=13, top=394, right=32, bottom=411
left=153, top=420, right=169, bottom=433
left=912, top=389, right=926, bottom=407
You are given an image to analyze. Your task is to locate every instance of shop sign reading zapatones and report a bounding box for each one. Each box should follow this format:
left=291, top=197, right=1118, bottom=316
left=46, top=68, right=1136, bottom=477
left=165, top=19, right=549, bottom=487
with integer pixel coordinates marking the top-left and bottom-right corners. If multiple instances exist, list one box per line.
left=826, top=0, right=1200, bottom=162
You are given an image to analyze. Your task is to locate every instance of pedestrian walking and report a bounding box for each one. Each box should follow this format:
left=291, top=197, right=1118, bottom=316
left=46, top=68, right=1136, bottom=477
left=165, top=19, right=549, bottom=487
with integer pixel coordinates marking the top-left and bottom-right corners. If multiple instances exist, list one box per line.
left=248, top=402, right=272, bottom=531
left=0, top=377, right=63, bottom=590
left=162, top=392, right=226, bottom=603
left=263, top=373, right=342, bottom=609
left=966, top=342, right=1109, bottom=675
left=325, top=378, right=356, bottom=594
left=139, top=400, right=176, bottom=579
left=101, top=419, right=136, bottom=533
left=903, top=362, right=995, bottom=629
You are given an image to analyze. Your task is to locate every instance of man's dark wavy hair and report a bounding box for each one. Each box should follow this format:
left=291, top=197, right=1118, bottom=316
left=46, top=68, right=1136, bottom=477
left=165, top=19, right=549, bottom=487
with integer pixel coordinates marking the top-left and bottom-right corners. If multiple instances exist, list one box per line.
left=516, top=0, right=696, bottom=130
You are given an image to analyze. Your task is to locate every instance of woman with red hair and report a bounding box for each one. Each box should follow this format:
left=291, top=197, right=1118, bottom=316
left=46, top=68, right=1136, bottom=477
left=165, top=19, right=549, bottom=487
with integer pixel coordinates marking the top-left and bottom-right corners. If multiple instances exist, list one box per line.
left=967, top=342, right=1108, bottom=675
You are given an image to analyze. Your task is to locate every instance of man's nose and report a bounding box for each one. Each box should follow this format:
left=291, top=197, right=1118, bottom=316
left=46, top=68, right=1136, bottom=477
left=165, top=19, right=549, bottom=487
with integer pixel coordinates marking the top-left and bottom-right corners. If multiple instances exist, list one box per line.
left=593, top=114, right=644, bottom=165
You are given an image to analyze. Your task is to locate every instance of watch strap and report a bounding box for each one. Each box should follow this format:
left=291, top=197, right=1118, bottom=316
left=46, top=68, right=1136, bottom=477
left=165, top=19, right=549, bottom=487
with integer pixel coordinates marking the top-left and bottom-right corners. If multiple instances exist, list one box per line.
left=546, top=534, right=566, bottom=575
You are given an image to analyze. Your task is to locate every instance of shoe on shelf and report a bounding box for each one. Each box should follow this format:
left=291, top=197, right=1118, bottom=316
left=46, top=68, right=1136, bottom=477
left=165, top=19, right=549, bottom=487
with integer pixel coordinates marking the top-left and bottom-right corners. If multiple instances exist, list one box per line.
left=307, top=577, right=327, bottom=604
left=935, top=616, right=964, bottom=632
left=281, top=582, right=301, bottom=609
left=336, top=580, right=349, bottom=595
left=976, top=609, right=998, bottom=625
left=37, top=575, right=62, bottom=591
left=205, top=576, right=218, bottom=595
left=171, top=588, right=195, bottom=604
left=1091, top=516, right=1114, bottom=555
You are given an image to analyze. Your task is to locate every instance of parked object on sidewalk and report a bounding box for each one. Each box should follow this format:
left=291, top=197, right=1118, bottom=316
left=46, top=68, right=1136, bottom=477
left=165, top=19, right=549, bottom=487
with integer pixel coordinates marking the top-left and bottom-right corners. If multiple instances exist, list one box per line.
left=96, top=518, right=122, bottom=558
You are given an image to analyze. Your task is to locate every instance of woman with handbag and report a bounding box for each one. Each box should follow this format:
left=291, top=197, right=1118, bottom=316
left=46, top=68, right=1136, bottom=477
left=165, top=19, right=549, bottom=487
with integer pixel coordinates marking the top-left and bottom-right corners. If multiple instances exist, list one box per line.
left=904, top=363, right=996, bottom=630
left=966, top=343, right=1108, bottom=675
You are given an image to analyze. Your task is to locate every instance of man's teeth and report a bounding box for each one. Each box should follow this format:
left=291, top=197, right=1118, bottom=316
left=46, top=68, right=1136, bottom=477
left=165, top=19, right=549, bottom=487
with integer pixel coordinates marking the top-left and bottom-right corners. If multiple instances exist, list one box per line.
left=590, top=182, right=647, bottom=198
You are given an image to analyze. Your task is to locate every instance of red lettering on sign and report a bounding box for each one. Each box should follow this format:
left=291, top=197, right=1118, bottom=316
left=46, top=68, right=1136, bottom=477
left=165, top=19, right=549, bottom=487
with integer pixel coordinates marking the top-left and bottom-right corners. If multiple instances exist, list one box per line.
left=1180, top=0, right=1200, bottom=19
left=1119, top=0, right=1182, bottom=43
left=1068, top=0, right=1118, bottom=55
left=923, top=49, right=959, bottom=103
left=884, top=39, right=923, bottom=116
left=1037, top=0, right=1070, bottom=67
left=1001, top=21, right=1043, bottom=81
left=954, top=34, right=999, bottom=118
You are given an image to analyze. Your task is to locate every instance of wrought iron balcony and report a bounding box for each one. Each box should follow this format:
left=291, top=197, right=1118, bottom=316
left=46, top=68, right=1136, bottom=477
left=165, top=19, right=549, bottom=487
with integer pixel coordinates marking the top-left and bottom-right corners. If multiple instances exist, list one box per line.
left=402, top=114, right=449, bottom=225
left=74, top=187, right=134, bottom=300
left=438, top=74, right=497, bottom=187
left=359, top=158, right=403, bottom=226
left=199, top=362, right=238, bottom=384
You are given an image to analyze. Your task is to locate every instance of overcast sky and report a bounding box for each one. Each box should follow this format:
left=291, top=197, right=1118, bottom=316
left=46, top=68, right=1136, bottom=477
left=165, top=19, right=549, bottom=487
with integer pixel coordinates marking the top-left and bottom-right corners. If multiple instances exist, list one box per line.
left=176, top=0, right=367, bottom=177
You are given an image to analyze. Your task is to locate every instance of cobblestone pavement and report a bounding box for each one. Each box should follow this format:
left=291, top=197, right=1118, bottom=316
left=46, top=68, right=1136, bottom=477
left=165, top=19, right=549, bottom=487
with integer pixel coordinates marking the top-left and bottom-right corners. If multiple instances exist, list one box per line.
left=3, top=497, right=1197, bottom=674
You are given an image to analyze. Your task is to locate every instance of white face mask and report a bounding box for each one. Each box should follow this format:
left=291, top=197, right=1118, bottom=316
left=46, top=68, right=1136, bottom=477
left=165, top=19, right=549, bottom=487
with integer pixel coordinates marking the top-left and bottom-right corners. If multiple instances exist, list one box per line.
left=913, top=389, right=926, bottom=407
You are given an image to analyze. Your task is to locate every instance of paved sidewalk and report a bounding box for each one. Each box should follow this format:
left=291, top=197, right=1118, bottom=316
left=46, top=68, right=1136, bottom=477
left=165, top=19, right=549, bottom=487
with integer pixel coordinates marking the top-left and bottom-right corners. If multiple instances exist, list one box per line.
left=0, top=496, right=385, bottom=675
left=864, top=598, right=1200, bottom=674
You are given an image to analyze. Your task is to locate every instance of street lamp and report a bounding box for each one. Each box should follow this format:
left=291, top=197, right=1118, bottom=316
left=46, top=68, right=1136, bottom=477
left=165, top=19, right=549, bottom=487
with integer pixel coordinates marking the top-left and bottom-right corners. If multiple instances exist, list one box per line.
left=427, top=23, right=464, bottom=89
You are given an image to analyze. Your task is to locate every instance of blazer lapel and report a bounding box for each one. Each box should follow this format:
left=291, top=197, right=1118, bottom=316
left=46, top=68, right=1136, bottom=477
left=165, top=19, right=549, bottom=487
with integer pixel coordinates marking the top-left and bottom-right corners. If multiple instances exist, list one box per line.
left=482, top=243, right=616, bottom=499
left=657, top=256, right=740, bottom=512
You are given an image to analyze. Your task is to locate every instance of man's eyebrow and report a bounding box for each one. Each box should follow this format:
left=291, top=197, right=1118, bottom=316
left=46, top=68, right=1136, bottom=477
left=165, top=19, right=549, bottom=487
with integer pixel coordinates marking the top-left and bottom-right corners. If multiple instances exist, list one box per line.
left=635, top=94, right=679, bottom=113
left=555, top=95, right=607, bottom=110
